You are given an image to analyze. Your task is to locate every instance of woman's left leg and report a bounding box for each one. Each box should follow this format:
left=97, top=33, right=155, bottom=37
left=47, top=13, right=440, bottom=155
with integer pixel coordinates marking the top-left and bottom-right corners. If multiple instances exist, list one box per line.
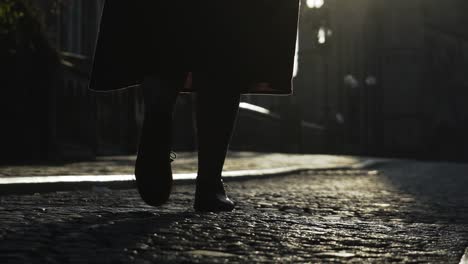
left=194, top=75, right=241, bottom=211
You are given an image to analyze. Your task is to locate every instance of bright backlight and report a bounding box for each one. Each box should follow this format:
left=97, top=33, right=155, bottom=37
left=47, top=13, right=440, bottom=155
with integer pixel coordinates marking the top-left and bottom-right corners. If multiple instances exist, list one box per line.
left=307, top=0, right=324, bottom=8
left=318, top=27, right=326, bottom=44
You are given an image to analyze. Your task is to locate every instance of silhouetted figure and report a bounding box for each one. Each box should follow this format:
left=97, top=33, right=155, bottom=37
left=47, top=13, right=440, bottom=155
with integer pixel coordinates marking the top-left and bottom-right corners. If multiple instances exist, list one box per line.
left=89, top=1, right=299, bottom=211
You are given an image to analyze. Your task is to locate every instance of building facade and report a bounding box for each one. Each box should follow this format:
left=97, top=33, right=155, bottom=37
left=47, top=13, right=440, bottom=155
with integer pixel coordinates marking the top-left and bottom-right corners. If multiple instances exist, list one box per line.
left=295, top=0, right=468, bottom=160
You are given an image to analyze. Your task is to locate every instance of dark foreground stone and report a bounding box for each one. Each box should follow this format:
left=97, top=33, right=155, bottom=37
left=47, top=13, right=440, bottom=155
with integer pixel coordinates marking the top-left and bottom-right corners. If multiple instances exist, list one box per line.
left=1, top=163, right=467, bottom=263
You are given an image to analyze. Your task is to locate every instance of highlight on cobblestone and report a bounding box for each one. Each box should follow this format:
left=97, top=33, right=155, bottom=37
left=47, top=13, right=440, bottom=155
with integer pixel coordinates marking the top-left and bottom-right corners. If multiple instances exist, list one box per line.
left=1, top=163, right=468, bottom=263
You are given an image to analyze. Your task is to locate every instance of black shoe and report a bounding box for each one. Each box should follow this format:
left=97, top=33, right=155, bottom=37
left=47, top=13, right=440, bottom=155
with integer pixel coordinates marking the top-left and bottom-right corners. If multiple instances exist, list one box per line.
left=134, top=151, right=176, bottom=206
left=194, top=179, right=235, bottom=212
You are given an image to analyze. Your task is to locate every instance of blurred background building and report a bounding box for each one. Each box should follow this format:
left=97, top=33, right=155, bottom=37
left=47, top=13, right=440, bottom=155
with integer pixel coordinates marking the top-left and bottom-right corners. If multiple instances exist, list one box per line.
left=1, top=0, right=467, bottom=162
left=295, top=0, right=468, bottom=160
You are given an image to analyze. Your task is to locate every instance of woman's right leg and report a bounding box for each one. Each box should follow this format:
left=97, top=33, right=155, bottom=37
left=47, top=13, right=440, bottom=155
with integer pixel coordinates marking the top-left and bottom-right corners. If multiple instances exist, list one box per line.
left=135, top=74, right=183, bottom=206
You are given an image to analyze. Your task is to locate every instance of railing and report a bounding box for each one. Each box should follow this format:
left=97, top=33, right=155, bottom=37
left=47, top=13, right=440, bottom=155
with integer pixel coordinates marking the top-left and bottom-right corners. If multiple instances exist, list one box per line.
left=55, top=52, right=97, bottom=159
left=231, top=102, right=326, bottom=153
left=57, top=52, right=144, bottom=158
left=57, top=52, right=326, bottom=156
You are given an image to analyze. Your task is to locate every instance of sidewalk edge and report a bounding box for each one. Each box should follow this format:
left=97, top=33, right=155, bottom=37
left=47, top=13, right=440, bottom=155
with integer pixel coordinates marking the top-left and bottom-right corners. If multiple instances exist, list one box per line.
left=0, top=160, right=383, bottom=195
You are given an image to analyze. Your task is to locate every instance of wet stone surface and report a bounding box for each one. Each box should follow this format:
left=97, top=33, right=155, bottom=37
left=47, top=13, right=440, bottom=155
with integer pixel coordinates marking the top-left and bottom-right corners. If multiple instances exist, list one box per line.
left=1, top=164, right=468, bottom=263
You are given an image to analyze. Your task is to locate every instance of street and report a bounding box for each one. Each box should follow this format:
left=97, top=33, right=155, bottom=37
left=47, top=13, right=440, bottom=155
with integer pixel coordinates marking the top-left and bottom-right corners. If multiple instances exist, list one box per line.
left=2, top=0, right=468, bottom=263
left=1, top=159, right=467, bottom=263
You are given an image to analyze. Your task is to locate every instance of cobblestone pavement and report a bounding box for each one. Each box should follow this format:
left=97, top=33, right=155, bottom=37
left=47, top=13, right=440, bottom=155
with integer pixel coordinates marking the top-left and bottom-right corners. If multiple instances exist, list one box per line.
left=1, top=160, right=467, bottom=263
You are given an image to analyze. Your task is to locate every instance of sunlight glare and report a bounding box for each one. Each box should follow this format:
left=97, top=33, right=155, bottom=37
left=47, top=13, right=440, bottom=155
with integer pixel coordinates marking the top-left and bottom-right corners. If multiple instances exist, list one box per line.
left=318, top=27, right=326, bottom=44
left=293, top=31, right=299, bottom=77
left=307, top=0, right=324, bottom=8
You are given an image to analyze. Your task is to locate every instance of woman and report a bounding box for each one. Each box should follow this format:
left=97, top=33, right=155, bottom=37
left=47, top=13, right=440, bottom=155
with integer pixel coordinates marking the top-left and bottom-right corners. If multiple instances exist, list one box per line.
left=88, top=1, right=299, bottom=212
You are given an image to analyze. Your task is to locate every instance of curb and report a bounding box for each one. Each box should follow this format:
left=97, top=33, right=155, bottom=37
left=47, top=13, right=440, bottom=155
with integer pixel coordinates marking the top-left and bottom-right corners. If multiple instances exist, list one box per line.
left=0, top=159, right=384, bottom=195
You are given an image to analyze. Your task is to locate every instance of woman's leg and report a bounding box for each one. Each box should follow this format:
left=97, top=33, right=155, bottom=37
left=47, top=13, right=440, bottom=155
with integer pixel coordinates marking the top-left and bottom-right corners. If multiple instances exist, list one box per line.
left=135, top=74, right=183, bottom=206
left=195, top=75, right=241, bottom=211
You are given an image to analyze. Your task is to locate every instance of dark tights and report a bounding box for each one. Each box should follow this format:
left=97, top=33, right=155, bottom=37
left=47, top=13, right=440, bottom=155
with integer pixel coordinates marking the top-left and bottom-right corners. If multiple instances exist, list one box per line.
left=141, top=73, right=240, bottom=181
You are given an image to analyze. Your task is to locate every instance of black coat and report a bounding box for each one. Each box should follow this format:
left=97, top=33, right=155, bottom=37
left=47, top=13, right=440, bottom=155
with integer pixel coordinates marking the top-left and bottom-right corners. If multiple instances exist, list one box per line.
left=88, top=1, right=299, bottom=95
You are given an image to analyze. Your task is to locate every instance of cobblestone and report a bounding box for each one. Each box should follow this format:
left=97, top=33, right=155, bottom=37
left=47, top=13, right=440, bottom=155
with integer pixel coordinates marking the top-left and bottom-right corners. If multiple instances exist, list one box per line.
left=1, top=160, right=468, bottom=263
